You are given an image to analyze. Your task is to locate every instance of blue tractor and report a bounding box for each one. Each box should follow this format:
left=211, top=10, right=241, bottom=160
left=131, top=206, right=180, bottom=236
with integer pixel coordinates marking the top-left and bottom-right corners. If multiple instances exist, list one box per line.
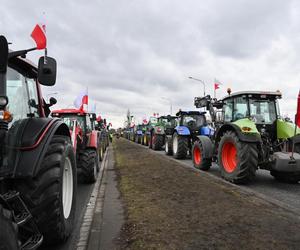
left=165, top=111, right=213, bottom=159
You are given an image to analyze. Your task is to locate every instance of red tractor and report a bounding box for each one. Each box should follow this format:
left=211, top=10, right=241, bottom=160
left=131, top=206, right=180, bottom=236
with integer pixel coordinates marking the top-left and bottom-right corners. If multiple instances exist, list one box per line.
left=0, top=35, right=77, bottom=249
left=52, top=108, right=102, bottom=183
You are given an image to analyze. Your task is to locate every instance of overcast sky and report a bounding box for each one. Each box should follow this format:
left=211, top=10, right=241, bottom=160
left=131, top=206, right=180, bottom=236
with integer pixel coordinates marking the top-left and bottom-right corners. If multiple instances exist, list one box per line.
left=1, top=0, right=300, bottom=127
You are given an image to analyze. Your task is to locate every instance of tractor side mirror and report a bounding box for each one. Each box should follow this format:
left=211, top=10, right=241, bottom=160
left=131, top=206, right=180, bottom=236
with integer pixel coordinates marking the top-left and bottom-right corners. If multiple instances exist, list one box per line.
left=0, top=36, right=8, bottom=73
left=38, top=56, right=57, bottom=86
left=49, top=97, right=57, bottom=106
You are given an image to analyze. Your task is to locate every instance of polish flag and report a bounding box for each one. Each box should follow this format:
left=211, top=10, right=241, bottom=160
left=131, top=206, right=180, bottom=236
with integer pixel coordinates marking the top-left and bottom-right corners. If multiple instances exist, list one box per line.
left=214, top=79, right=222, bottom=90
left=31, top=24, right=47, bottom=50
left=296, top=90, right=300, bottom=128
left=74, top=88, right=88, bottom=111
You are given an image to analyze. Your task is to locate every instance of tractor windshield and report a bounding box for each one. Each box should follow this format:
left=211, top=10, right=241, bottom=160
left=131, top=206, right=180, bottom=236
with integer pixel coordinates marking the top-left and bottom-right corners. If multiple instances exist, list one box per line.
left=249, top=99, right=277, bottom=124
left=7, top=67, right=39, bottom=122
left=60, top=115, right=86, bottom=131
left=183, top=115, right=206, bottom=128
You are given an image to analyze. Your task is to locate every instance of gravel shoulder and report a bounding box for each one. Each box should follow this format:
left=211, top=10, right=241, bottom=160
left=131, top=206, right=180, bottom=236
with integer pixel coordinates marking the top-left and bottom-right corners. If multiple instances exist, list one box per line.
left=114, top=138, right=300, bottom=250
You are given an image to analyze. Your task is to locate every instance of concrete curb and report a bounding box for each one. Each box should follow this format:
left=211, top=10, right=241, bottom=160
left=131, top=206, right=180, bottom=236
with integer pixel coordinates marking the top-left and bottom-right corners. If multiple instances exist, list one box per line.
left=76, top=148, right=109, bottom=250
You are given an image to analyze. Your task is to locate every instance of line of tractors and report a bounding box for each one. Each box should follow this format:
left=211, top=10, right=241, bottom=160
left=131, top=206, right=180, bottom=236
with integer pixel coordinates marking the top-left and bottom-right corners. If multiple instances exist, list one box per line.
left=123, top=89, right=300, bottom=185
left=0, top=36, right=112, bottom=249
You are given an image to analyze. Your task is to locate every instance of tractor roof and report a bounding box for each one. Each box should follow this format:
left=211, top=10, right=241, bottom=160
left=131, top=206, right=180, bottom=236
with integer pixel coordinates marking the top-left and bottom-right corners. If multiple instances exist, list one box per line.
left=51, top=108, right=87, bottom=116
left=9, top=55, right=37, bottom=79
left=176, top=111, right=206, bottom=116
left=222, top=91, right=282, bottom=101
left=159, top=115, right=177, bottom=119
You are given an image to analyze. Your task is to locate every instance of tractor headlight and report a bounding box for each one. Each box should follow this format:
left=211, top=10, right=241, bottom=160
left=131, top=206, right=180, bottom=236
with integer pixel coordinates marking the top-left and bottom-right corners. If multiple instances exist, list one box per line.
left=0, top=96, right=8, bottom=108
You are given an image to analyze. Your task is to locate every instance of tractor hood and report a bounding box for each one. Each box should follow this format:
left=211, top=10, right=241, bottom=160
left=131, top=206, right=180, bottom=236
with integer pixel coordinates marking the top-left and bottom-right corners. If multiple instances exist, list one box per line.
left=232, top=118, right=259, bottom=134
left=277, top=119, right=300, bottom=139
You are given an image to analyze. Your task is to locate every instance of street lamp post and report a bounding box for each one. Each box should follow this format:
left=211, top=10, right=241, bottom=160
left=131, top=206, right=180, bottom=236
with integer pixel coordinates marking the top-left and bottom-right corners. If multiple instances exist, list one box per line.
left=161, top=97, right=172, bottom=115
left=188, top=76, right=206, bottom=96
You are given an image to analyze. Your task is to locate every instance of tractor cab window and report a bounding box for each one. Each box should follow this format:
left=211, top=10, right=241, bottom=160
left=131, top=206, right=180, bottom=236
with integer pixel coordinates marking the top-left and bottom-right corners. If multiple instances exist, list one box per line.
left=183, top=115, right=206, bottom=128
left=7, top=67, right=39, bottom=122
left=61, top=115, right=85, bottom=132
left=249, top=99, right=276, bottom=124
left=85, top=115, right=92, bottom=132
left=223, top=100, right=233, bottom=122
left=233, top=96, right=248, bottom=121
left=149, top=117, right=158, bottom=124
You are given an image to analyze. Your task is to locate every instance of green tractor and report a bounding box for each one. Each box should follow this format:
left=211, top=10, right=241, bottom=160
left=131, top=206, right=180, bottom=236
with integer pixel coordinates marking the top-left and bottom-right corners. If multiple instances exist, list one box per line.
left=192, top=90, right=300, bottom=184
left=148, top=115, right=172, bottom=150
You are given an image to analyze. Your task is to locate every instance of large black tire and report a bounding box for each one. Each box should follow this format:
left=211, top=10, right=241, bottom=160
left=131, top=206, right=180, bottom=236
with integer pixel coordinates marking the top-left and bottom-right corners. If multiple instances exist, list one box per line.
left=192, top=141, right=211, bottom=170
left=172, top=133, right=188, bottom=159
left=78, top=149, right=98, bottom=184
left=137, top=135, right=142, bottom=144
left=165, top=136, right=173, bottom=155
left=218, top=131, right=258, bottom=184
left=152, top=134, right=164, bottom=151
left=0, top=205, right=19, bottom=250
left=270, top=171, right=300, bottom=184
left=14, top=135, right=77, bottom=244
left=98, top=142, right=104, bottom=162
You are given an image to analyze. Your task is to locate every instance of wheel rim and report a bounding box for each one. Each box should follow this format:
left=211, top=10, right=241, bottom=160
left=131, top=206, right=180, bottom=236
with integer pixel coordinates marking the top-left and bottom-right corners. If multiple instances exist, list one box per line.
left=221, top=142, right=237, bottom=173
left=193, top=146, right=201, bottom=165
left=165, top=140, right=168, bottom=153
left=173, top=136, right=178, bottom=154
left=62, top=157, right=73, bottom=219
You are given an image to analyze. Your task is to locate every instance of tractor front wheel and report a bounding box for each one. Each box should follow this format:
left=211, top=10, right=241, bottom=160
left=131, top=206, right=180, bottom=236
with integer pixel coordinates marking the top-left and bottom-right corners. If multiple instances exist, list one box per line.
left=218, top=131, right=258, bottom=184
left=78, top=149, right=98, bottom=184
left=192, top=141, right=211, bottom=170
left=14, top=135, right=77, bottom=244
left=152, top=134, right=164, bottom=150
left=165, top=136, right=173, bottom=155
left=172, top=133, right=188, bottom=159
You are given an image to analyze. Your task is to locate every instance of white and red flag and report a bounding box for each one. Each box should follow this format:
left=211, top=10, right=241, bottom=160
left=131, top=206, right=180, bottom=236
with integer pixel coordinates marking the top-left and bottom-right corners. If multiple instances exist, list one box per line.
left=296, top=90, right=300, bottom=128
left=74, top=88, right=88, bottom=112
left=31, top=24, right=47, bottom=50
left=214, top=78, right=222, bottom=90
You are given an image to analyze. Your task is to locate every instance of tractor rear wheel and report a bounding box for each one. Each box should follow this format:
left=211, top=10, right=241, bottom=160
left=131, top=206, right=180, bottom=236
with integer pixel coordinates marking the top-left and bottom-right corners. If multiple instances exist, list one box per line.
left=14, top=135, right=77, bottom=244
left=78, top=149, right=98, bottom=183
left=165, top=136, right=173, bottom=155
left=0, top=205, right=19, bottom=250
left=152, top=134, right=164, bottom=150
left=192, top=141, right=211, bottom=170
left=172, top=133, right=188, bottom=159
left=270, top=171, right=300, bottom=184
left=218, top=131, right=258, bottom=184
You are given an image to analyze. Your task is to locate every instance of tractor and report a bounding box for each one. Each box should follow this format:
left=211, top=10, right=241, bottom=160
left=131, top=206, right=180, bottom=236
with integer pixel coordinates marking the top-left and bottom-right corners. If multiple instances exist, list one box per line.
left=143, top=116, right=158, bottom=146
left=163, top=115, right=178, bottom=155
left=133, top=124, right=145, bottom=144
left=95, top=116, right=109, bottom=151
left=148, top=115, right=177, bottom=151
left=192, top=90, right=300, bottom=184
left=166, top=111, right=212, bottom=159
left=51, top=108, right=101, bottom=184
left=0, top=35, right=77, bottom=249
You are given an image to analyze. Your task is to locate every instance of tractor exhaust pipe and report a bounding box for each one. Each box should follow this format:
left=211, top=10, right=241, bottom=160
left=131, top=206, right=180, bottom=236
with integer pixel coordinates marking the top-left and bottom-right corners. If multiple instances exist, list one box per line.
left=0, top=36, right=8, bottom=96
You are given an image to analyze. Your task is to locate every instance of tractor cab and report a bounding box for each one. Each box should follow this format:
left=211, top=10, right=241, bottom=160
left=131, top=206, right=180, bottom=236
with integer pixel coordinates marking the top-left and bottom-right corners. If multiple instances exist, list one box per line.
left=176, top=111, right=207, bottom=135
left=51, top=109, right=93, bottom=149
left=221, top=91, right=281, bottom=141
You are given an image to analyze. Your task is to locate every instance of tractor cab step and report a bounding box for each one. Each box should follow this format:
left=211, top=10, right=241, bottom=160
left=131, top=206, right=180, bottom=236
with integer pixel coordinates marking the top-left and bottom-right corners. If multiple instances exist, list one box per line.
left=1, top=190, right=32, bottom=226
left=21, top=233, right=43, bottom=250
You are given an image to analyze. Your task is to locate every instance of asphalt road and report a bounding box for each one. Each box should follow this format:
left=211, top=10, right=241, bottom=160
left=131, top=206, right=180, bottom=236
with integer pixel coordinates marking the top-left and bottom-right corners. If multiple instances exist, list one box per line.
left=151, top=146, right=300, bottom=215
left=42, top=181, right=95, bottom=250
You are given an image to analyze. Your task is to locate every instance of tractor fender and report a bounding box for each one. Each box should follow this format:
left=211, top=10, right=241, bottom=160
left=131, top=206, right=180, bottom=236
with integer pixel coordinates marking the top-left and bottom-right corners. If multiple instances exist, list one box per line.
left=215, top=124, right=261, bottom=145
left=195, top=135, right=213, bottom=159
left=86, top=131, right=98, bottom=149
left=9, top=118, right=71, bottom=178
left=153, top=126, right=164, bottom=135
left=175, top=126, right=190, bottom=136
